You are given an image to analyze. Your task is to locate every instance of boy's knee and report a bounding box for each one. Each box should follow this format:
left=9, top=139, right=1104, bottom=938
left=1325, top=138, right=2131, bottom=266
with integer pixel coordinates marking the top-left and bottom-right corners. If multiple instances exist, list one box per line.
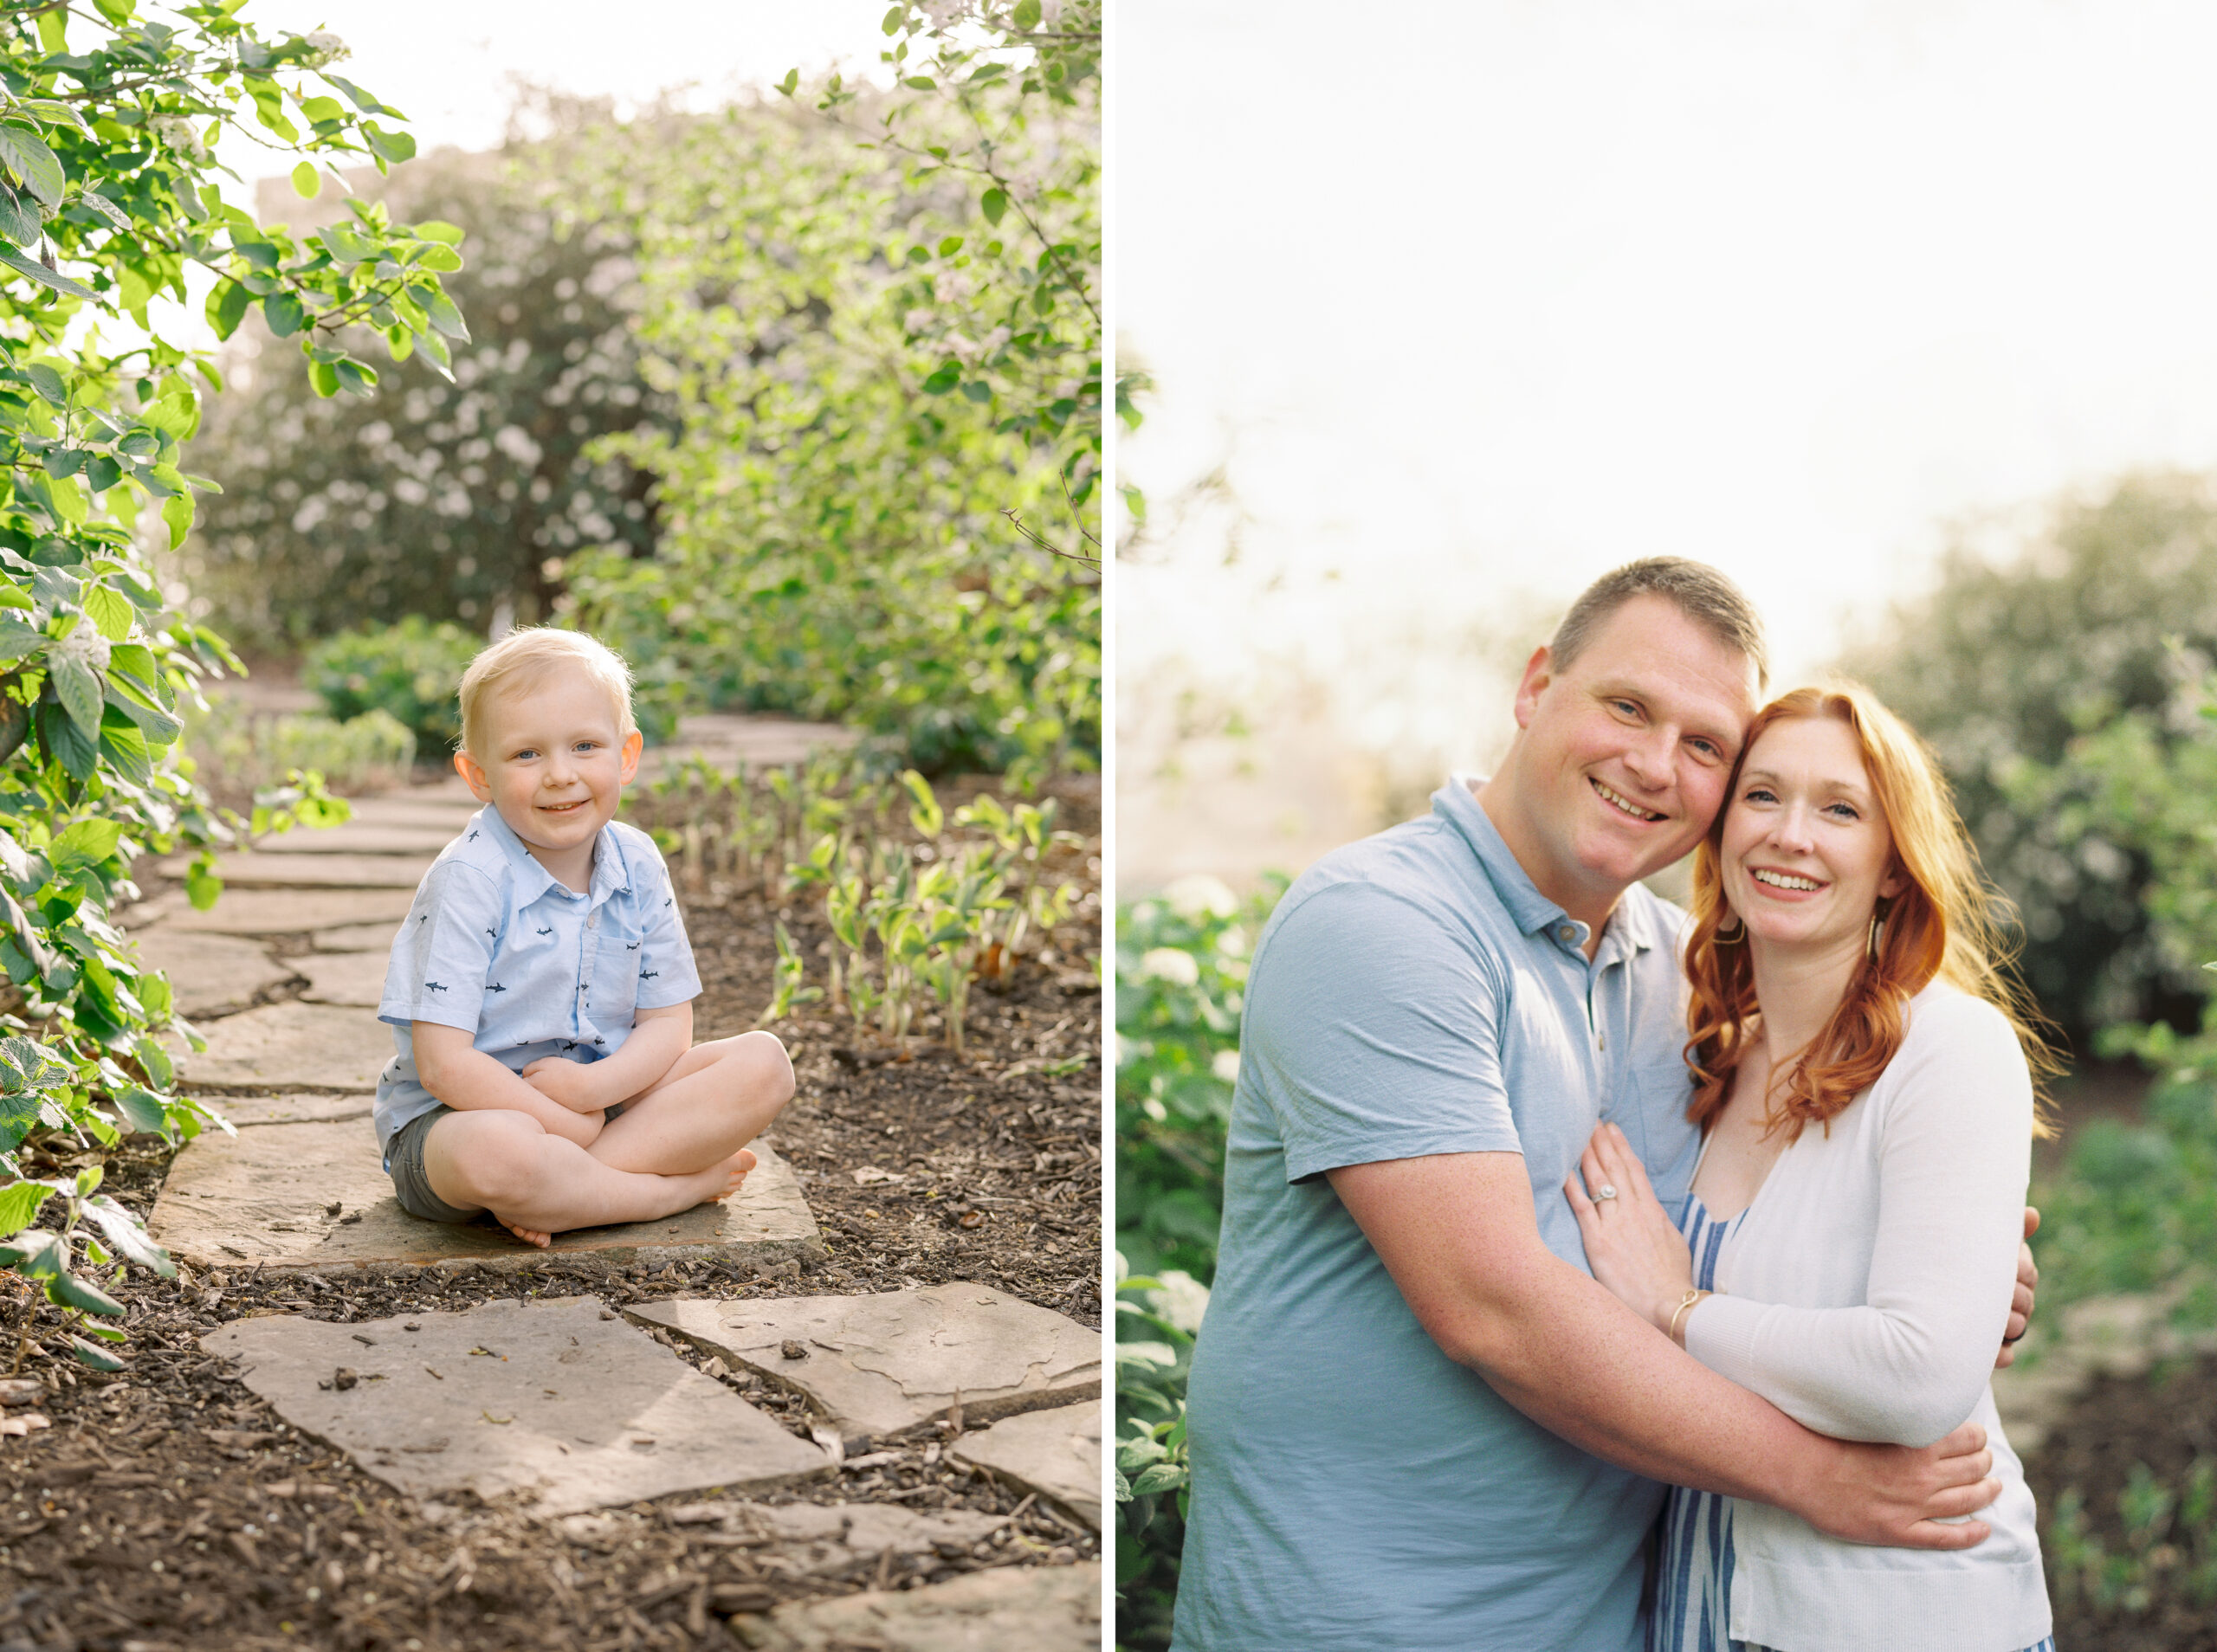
left=431, top=1113, right=550, bottom=1209
left=730, top=1029, right=796, bottom=1108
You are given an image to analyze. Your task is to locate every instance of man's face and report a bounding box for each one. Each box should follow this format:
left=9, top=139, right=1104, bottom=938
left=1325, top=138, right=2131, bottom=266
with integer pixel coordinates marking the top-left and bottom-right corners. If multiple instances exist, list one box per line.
left=454, top=671, right=643, bottom=869
left=1507, top=594, right=1759, bottom=907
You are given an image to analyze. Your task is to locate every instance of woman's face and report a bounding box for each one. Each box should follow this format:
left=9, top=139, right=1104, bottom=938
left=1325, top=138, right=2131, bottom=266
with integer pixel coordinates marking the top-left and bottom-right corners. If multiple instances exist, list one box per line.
left=1719, top=714, right=1904, bottom=958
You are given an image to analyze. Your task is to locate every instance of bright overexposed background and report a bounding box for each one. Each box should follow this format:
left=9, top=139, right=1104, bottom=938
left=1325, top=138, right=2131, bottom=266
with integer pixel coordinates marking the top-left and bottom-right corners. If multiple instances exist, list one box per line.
left=1116, top=0, right=2217, bottom=890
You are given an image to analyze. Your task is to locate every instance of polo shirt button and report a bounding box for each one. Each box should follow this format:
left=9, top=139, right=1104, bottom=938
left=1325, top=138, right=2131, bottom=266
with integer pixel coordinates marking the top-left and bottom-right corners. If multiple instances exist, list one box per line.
left=588, top=910, right=600, bottom=931
left=1558, top=925, right=1576, bottom=942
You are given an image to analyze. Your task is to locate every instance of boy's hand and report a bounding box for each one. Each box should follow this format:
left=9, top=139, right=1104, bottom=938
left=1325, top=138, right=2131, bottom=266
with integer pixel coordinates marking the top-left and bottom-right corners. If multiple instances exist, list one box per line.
left=520, top=1056, right=610, bottom=1113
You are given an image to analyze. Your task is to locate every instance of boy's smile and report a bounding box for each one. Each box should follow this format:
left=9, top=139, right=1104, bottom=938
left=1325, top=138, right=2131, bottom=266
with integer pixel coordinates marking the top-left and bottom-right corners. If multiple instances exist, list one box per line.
left=453, top=672, right=643, bottom=893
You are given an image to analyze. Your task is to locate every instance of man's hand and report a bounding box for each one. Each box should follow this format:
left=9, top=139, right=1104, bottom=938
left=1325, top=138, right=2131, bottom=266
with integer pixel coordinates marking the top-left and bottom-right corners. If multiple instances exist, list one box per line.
left=520, top=1055, right=610, bottom=1114
left=1793, top=1420, right=1998, bottom=1549
left=1995, top=1206, right=2039, bottom=1369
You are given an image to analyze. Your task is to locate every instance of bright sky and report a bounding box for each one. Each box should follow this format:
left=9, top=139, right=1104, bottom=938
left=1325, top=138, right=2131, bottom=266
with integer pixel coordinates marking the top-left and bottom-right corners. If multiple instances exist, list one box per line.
left=222, top=1, right=894, bottom=159
left=1117, top=0, right=2217, bottom=733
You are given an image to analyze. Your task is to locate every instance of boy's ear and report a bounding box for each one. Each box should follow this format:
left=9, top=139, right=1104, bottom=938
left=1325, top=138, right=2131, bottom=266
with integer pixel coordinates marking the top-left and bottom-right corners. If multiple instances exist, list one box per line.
left=453, top=746, right=493, bottom=800
left=619, top=727, right=643, bottom=784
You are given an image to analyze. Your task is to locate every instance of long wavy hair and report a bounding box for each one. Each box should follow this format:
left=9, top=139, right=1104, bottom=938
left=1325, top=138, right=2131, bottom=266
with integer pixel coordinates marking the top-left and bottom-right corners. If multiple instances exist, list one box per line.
left=1682, top=681, right=2058, bottom=1141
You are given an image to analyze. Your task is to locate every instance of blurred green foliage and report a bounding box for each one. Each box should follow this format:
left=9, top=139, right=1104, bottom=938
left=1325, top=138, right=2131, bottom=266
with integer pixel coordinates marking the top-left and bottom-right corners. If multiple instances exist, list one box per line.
left=302, top=616, right=477, bottom=756
left=184, top=696, right=414, bottom=803
left=178, top=105, right=663, bottom=649
left=564, top=13, right=1100, bottom=781
left=1114, top=874, right=1280, bottom=1651
left=1850, top=473, right=2217, bottom=1045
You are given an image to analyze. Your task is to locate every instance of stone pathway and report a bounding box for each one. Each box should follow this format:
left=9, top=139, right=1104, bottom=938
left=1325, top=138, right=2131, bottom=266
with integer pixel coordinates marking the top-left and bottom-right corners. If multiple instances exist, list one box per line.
left=203, top=1295, right=828, bottom=1515
left=748, top=1561, right=1102, bottom=1650
left=1993, top=1287, right=2217, bottom=1455
left=631, top=1285, right=1103, bottom=1530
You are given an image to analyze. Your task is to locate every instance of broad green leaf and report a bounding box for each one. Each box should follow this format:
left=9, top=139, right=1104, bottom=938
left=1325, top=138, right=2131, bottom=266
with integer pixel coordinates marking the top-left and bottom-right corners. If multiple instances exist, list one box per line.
left=411, top=242, right=463, bottom=273
left=69, top=1335, right=123, bottom=1371
left=0, top=179, right=38, bottom=248
left=981, top=188, right=1008, bottom=225
left=1012, top=0, right=1042, bottom=25
left=132, top=1036, right=172, bottom=1092
left=84, top=1193, right=172, bottom=1274
left=308, top=358, right=339, bottom=398
left=0, top=243, right=94, bottom=301
left=48, top=653, right=100, bottom=742
left=263, top=288, right=308, bottom=337
left=324, top=74, right=396, bottom=117
left=0, top=1176, right=54, bottom=1237
left=49, top=1271, right=125, bottom=1317
left=23, top=362, right=65, bottom=405
left=412, top=220, right=464, bottom=246
left=50, top=816, right=122, bottom=868
left=291, top=160, right=320, bottom=199
left=364, top=124, right=417, bottom=165
left=161, top=489, right=194, bottom=548
left=0, top=1227, right=65, bottom=1277
left=0, top=123, right=65, bottom=210
left=109, top=1087, right=168, bottom=1139
left=81, top=584, right=132, bottom=641
left=334, top=358, right=378, bottom=397
left=207, top=275, right=251, bottom=340
left=185, top=866, right=222, bottom=910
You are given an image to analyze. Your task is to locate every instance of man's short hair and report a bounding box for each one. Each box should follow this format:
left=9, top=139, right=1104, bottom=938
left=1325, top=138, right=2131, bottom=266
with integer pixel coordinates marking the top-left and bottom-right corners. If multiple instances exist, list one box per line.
left=1548, top=558, right=1768, bottom=688
left=457, top=627, right=637, bottom=758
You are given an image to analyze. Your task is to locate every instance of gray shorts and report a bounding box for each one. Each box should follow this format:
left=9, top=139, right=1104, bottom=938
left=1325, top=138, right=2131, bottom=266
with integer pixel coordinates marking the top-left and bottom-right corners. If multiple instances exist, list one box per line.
left=385, top=1100, right=625, bottom=1224
left=386, top=1105, right=485, bottom=1225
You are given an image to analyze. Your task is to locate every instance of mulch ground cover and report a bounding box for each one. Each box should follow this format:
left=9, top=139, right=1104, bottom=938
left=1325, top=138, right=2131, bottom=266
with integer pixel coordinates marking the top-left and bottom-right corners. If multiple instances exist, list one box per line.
left=0, top=774, right=1103, bottom=1652
left=2026, top=1349, right=2217, bottom=1652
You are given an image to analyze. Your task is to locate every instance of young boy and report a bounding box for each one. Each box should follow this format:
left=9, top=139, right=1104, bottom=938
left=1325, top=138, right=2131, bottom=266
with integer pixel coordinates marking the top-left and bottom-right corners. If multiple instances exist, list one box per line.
left=372, top=628, right=794, bottom=1247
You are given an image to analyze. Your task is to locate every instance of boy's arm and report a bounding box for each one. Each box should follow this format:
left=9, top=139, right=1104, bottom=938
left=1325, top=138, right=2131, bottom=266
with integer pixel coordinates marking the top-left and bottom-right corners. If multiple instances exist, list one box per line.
left=413, top=1022, right=604, bottom=1146
left=520, top=1002, right=693, bottom=1113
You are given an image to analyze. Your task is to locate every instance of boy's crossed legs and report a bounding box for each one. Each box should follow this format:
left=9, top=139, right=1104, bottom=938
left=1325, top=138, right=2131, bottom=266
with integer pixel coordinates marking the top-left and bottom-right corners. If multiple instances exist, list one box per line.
left=420, top=1031, right=794, bottom=1248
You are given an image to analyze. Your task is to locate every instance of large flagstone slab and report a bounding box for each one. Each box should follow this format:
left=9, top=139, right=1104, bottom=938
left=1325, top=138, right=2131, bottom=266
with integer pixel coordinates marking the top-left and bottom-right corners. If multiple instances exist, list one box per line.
left=145, top=887, right=417, bottom=936
left=750, top=1562, right=1100, bottom=1652
left=313, top=922, right=402, bottom=952
left=201, top=1092, right=374, bottom=1127
left=173, top=1000, right=392, bottom=1092
left=949, top=1400, right=1101, bottom=1530
left=153, top=850, right=435, bottom=888
left=294, top=951, right=389, bottom=1007
left=203, top=1296, right=828, bottom=1515
left=129, top=928, right=297, bottom=1018
left=149, top=1119, right=822, bottom=1273
left=250, top=823, right=462, bottom=855
left=626, top=1284, right=1100, bottom=1438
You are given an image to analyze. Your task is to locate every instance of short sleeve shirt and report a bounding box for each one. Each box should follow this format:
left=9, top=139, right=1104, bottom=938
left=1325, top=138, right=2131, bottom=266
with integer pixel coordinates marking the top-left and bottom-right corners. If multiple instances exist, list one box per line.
left=371, top=806, right=702, bottom=1160
left=1172, top=778, right=1703, bottom=1652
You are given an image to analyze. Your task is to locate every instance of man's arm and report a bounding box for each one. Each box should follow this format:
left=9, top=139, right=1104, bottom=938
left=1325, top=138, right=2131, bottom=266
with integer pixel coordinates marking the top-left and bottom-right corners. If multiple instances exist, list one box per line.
left=412, top=1022, right=603, bottom=1146
left=1328, top=1152, right=2000, bottom=1549
left=519, top=1003, right=691, bottom=1113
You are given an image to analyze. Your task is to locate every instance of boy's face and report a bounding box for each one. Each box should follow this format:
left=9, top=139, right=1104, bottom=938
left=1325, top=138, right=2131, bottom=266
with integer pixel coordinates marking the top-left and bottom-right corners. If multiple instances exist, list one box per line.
left=453, top=671, right=642, bottom=869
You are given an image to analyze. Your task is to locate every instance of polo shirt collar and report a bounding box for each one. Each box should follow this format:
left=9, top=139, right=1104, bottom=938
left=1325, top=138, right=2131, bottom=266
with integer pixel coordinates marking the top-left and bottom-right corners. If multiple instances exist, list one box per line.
left=475, top=803, right=628, bottom=908
left=1435, top=775, right=1658, bottom=959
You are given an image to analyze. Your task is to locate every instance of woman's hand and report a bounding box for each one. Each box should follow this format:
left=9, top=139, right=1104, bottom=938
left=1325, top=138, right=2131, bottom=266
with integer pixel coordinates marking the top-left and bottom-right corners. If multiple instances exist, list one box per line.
left=1564, top=1121, right=1696, bottom=1337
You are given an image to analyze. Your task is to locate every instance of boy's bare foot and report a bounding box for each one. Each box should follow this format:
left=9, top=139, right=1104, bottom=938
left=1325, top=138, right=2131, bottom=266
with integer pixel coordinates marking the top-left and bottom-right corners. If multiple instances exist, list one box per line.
left=706, top=1146, right=758, bottom=1202
left=494, top=1215, right=553, bottom=1249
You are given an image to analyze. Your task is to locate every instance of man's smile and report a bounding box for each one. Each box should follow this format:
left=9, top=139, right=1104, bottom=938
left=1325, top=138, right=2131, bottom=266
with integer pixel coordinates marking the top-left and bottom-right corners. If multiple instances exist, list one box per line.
left=1591, top=778, right=1666, bottom=823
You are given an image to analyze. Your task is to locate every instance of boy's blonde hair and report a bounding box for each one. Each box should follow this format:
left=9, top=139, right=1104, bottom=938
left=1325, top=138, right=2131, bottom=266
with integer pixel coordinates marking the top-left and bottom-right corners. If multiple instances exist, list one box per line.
left=456, top=627, right=636, bottom=758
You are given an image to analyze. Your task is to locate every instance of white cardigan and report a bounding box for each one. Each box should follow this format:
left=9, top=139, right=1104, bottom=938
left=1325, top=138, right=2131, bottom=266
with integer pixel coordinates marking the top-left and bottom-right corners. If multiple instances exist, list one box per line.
left=1682, top=982, right=2052, bottom=1652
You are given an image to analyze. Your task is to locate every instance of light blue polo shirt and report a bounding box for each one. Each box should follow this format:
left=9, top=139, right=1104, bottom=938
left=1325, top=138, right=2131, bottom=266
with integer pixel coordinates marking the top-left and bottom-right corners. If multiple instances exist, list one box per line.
left=1172, top=777, right=1703, bottom=1652
left=372, top=805, right=702, bottom=1163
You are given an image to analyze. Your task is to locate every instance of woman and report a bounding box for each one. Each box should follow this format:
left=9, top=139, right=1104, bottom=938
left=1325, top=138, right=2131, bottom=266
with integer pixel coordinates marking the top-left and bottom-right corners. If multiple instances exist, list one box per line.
left=1565, top=681, right=2057, bottom=1652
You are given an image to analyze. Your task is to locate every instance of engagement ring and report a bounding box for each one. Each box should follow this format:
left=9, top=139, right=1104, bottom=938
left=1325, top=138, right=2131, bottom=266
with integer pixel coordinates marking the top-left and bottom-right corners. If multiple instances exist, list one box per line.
left=1595, top=1184, right=1619, bottom=1202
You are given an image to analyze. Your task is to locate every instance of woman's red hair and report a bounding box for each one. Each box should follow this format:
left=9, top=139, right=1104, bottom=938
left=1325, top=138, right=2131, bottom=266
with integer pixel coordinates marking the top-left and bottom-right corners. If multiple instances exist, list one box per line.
left=1682, top=681, right=2057, bottom=1140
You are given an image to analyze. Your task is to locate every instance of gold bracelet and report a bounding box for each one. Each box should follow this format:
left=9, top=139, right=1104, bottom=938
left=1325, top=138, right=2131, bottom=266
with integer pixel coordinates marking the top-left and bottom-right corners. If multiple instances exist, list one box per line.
left=1667, top=1288, right=1711, bottom=1344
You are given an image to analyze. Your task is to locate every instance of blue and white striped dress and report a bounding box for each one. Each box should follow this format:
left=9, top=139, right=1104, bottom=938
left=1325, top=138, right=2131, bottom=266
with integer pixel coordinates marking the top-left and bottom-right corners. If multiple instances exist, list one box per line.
left=1648, top=1194, right=2058, bottom=1652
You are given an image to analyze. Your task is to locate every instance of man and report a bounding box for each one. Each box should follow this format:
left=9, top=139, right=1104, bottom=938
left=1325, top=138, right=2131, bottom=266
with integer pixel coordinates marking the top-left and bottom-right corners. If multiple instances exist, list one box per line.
left=1172, top=559, right=2035, bottom=1651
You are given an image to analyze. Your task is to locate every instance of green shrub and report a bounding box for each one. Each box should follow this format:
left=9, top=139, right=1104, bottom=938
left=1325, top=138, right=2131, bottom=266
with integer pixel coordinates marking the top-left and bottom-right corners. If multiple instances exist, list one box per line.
left=304, top=616, right=480, bottom=756
left=184, top=699, right=416, bottom=801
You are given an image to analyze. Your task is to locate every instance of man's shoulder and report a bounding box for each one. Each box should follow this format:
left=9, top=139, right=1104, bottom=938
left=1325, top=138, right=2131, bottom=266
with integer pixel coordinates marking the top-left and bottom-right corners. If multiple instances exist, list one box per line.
left=1252, top=816, right=1509, bottom=993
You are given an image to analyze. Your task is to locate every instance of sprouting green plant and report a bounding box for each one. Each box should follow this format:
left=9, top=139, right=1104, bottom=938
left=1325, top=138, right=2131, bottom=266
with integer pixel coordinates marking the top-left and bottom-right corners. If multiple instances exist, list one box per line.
left=903, top=768, right=944, bottom=840
left=755, top=920, right=823, bottom=1029
left=0, top=1035, right=182, bottom=1375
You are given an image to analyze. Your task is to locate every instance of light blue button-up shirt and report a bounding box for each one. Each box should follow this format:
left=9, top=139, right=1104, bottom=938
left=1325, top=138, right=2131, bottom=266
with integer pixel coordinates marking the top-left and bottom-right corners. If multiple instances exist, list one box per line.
left=372, top=805, right=702, bottom=1161
left=1173, top=777, right=1703, bottom=1652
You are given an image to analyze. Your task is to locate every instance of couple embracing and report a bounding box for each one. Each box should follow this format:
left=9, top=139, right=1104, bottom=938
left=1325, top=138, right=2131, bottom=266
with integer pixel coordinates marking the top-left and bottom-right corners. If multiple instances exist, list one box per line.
left=1172, top=560, right=2055, bottom=1652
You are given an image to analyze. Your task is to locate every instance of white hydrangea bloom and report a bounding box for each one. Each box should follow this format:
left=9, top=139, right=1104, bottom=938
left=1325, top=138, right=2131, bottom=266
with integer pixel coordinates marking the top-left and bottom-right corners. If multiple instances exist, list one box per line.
left=50, top=624, right=110, bottom=674
left=300, top=30, right=350, bottom=68
left=1163, top=874, right=1236, bottom=920
left=1211, top=1048, right=1240, bottom=1085
left=1147, top=1269, right=1211, bottom=1334
left=1137, top=946, right=1199, bottom=986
